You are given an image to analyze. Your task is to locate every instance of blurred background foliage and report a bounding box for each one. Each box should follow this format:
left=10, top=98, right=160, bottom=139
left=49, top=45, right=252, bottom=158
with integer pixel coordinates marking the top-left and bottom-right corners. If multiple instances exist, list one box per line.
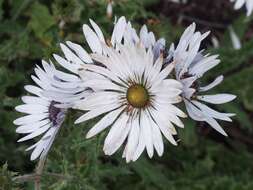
left=0, top=0, right=253, bottom=189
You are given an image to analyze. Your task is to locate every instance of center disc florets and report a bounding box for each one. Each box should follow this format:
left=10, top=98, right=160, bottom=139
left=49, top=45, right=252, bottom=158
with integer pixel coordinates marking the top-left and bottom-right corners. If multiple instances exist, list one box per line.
left=126, top=84, right=149, bottom=108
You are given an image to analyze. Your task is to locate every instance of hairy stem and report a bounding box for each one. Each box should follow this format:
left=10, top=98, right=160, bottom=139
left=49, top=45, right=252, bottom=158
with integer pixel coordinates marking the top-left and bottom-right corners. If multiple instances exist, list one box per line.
left=34, top=158, right=46, bottom=190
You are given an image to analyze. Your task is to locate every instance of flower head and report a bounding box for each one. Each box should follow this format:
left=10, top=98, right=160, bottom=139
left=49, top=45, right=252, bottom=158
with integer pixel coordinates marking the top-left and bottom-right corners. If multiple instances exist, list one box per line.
left=14, top=61, right=84, bottom=160
left=171, top=23, right=236, bottom=136
left=73, top=39, right=186, bottom=162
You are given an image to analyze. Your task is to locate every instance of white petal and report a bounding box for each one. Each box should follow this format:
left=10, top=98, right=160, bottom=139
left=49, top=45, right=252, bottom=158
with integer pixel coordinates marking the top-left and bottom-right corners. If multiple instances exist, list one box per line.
left=205, top=115, right=228, bottom=136
left=111, top=16, right=127, bottom=46
left=40, top=127, right=60, bottom=159
left=14, top=113, right=48, bottom=126
left=184, top=99, right=205, bottom=121
left=189, top=55, right=220, bottom=77
left=132, top=122, right=146, bottom=162
left=89, top=19, right=105, bottom=43
left=15, top=104, right=48, bottom=114
left=66, top=41, right=93, bottom=63
left=150, top=118, right=164, bottom=156
left=74, top=91, right=119, bottom=110
left=74, top=103, right=121, bottom=124
left=103, top=113, right=130, bottom=155
left=234, top=0, right=245, bottom=9
left=53, top=54, right=79, bottom=74
left=21, top=96, right=50, bottom=106
left=197, top=94, right=236, bottom=104
left=86, top=107, right=124, bottom=138
left=30, top=141, right=45, bottom=160
left=149, top=109, right=177, bottom=145
left=81, top=79, right=124, bottom=92
left=18, top=124, right=51, bottom=142
left=199, top=75, right=224, bottom=92
left=192, top=100, right=235, bottom=122
left=141, top=111, right=154, bottom=158
left=246, top=0, right=253, bottom=16
left=83, top=24, right=102, bottom=53
left=24, top=85, right=43, bottom=97
left=125, top=118, right=140, bottom=163
left=16, top=119, right=51, bottom=133
left=60, top=43, right=84, bottom=66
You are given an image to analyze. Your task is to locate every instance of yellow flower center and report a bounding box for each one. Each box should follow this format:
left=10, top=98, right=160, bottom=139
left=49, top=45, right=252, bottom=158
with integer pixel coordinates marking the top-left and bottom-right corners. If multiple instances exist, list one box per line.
left=126, top=84, right=149, bottom=108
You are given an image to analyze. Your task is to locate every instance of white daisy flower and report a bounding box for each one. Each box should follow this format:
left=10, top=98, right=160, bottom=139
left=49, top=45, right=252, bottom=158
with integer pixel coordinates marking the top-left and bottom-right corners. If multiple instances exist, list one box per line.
left=73, top=41, right=186, bottom=162
left=13, top=61, right=86, bottom=161
left=171, top=23, right=236, bottom=136
left=230, top=0, right=253, bottom=16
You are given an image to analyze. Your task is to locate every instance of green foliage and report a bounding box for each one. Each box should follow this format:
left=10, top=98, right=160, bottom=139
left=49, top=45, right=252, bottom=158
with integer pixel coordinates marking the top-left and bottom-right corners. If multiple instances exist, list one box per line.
left=0, top=163, right=18, bottom=190
left=0, top=0, right=253, bottom=189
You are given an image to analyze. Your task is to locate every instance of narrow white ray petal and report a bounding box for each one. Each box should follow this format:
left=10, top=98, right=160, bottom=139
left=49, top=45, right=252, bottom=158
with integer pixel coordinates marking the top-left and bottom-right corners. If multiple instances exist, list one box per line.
left=16, top=119, right=51, bottom=134
left=163, top=110, right=184, bottom=128
left=184, top=99, right=205, bottom=121
left=30, top=141, right=45, bottom=160
left=153, top=38, right=165, bottom=59
left=86, top=107, right=124, bottom=138
left=18, top=124, right=51, bottom=142
left=152, top=62, right=176, bottom=86
left=192, top=100, right=235, bottom=122
left=153, top=55, right=163, bottom=72
left=66, top=41, right=93, bottom=63
left=43, top=91, right=88, bottom=103
left=31, top=75, right=49, bottom=90
left=199, top=75, right=224, bottom=92
left=164, top=104, right=187, bottom=118
left=140, top=25, right=148, bottom=46
left=103, top=113, right=130, bottom=155
left=177, top=23, right=196, bottom=50
left=181, top=76, right=197, bottom=88
left=205, top=115, right=228, bottom=136
left=141, top=111, right=154, bottom=158
left=83, top=24, right=102, bottom=53
left=21, top=96, right=50, bottom=106
left=78, top=64, right=124, bottom=85
left=15, top=104, right=48, bottom=114
left=197, top=94, right=236, bottom=104
left=234, top=0, right=245, bottom=9
left=53, top=68, right=80, bottom=82
left=41, top=60, right=54, bottom=74
left=41, top=126, right=57, bottom=140
left=132, top=121, right=146, bottom=162
left=75, top=103, right=120, bottom=124
left=40, top=127, right=60, bottom=159
left=26, top=141, right=39, bottom=151
left=81, top=79, right=124, bottom=92
left=150, top=117, right=164, bottom=156
left=89, top=19, right=106, bottom=43
left=74, top=92, right=120, bottom=110
left=189, top=55, right=220, bottom=77
left=149, top=109, right=178, bottom=145
left=53, top=54, right=79, bottom=74
left=246, top=0, right=253, bottom=16
left=24, top=85, right=43, bottom=97
left=14, top=113, right=48, bottom=126
left=60, top=43, right=84, bottom=65
left=125, top=118, right=140, bottom=163
left=111, top=16, right=127, bottom=46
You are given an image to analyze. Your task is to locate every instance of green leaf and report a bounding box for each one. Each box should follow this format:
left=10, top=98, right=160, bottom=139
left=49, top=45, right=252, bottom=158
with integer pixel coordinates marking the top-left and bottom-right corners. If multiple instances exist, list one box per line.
left=28, top=2, right=55, bottom=42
